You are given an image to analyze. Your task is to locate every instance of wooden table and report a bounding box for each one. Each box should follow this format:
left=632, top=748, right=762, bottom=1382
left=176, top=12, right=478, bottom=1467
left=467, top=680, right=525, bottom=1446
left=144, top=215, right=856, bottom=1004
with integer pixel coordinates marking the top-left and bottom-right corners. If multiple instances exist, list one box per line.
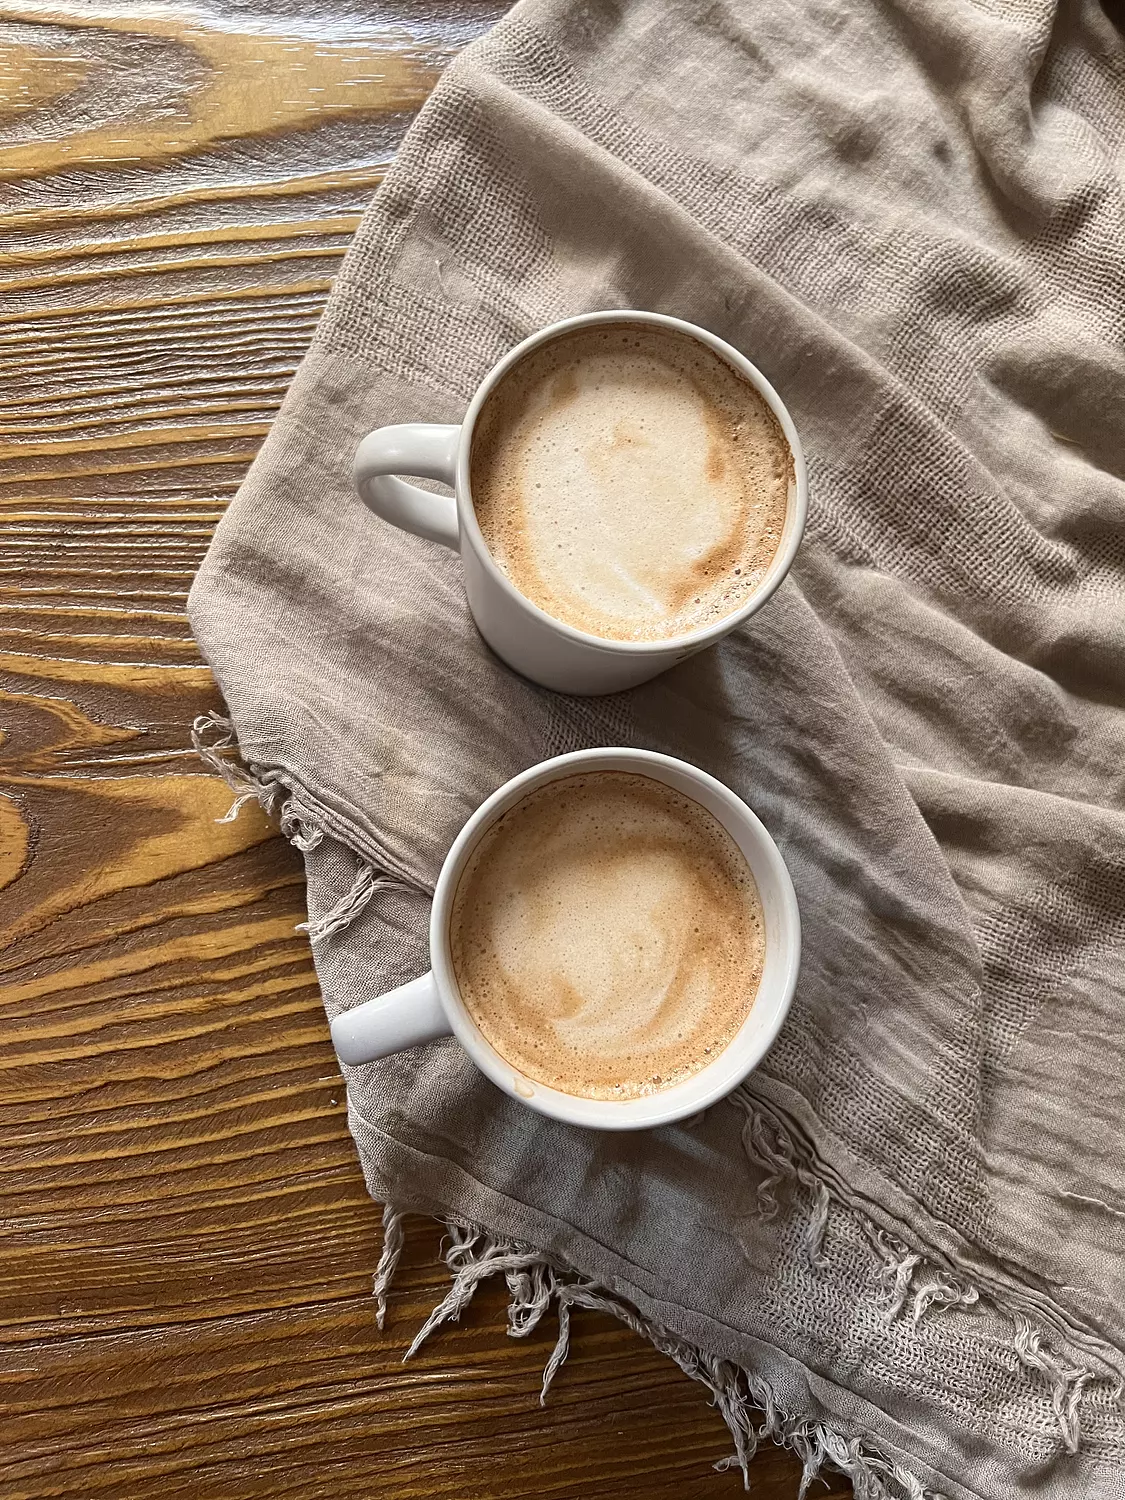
left=0, top=6, right=850, bottom=1494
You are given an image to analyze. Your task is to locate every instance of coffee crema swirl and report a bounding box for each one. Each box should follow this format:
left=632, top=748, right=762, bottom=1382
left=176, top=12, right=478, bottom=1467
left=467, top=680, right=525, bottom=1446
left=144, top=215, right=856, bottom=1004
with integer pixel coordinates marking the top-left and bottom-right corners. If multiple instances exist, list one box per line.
left=470, top=324, right=792, bottom=642
left=449, top=770, right=765, bottom=1101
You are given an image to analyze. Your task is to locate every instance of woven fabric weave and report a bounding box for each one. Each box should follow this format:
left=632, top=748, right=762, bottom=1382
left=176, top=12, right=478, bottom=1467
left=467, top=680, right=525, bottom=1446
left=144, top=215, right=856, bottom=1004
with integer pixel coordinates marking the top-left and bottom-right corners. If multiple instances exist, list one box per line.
left=189, top=0, right=1125, bottom=1492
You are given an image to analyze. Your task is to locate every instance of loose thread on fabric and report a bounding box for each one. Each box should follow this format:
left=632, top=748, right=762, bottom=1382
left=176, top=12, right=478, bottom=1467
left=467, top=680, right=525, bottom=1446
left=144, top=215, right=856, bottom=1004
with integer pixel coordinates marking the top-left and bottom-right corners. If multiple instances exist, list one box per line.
left=1014, top=1317, right=1094, bottom=1455
left=191, top=711, right=282, bottom=822
left=372, top=1204, right=406, bottom=1331
left=194, top=710, right=328, bottom=850
left=909, top=1276, right=980, bottom=1325
left=297, top=862, right=383, bottom=942
left=504, top=1259, right=557, bottom=1338
left=280, top=800, right=324, bottom=853
left=731, top=1090, right=830, bottom=1270
left=874, top=1232, right=924, bottom=1325
left=377, top=1204, right=944, bottom=1499
left=870, top=1230, right=979, bottom=1327
left=403, top=1227, right=553, bottom=1361
left=800, top=1172, right=831, bottom=1272
left=193, top=710, right=373, bottom=938
left=195, top=709, right=408, bottom=958
left=742, top=1107, right=794, bottom=1220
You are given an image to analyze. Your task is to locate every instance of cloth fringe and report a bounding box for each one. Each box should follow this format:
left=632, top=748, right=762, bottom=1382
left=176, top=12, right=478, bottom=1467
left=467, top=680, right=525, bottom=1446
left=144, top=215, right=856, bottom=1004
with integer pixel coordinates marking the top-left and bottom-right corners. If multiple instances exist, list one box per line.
left=1014, top=1317, right=1093, bottom=1455
left=191, top=711, right=281, bottom=821
left=280, top=800, right=325, bottom=852
left=378, top=1208, right=941, bottom=1498
left=731, top=1088, right=830, bottom=1270
left=869, top=1229, right=980, bottom=1327
left=297, top=861, right=382, bottom=943
left=373, top=1204, right=407, bottom=1331
left=192, top=709, right=378, bottom=943
left=733, top=1089, right=1101, bottom=1457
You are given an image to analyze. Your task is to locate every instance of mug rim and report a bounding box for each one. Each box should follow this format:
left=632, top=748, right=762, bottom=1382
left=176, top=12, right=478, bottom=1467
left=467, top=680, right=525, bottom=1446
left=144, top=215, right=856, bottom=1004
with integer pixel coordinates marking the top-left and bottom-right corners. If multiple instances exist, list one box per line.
left=428, top=747, right=801, bottom=1130
left=454, top=309, right=808, bottom=659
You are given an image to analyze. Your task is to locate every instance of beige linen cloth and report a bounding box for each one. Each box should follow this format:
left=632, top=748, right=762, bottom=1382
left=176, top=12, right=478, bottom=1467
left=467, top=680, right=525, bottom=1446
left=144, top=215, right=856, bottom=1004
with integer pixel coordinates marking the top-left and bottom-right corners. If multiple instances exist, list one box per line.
left=188, top=0, right=1125, bottom=1493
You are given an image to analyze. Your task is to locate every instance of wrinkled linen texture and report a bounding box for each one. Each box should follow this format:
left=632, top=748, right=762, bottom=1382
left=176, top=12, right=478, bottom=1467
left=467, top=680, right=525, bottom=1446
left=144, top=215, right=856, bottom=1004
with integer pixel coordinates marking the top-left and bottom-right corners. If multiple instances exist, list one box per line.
left=188, top=0, right=1125, bottom=1493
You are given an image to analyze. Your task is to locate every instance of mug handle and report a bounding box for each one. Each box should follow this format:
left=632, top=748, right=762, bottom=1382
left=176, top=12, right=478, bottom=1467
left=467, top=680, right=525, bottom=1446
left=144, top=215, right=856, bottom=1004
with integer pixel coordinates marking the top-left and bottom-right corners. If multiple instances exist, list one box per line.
left=353, top=424, right=461, bottom=550
left=330, top=972, right=451, bottom=1065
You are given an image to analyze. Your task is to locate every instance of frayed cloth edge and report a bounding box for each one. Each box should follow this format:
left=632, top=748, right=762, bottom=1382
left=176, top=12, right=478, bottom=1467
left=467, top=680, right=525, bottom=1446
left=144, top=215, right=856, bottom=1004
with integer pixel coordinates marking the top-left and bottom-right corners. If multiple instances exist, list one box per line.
left=374, top=1207, right=940, bottom=1500
left=192, top=710, right=391, bottom=943
left=729, top=1087, right=1107, bottom=1457
left=192, top=710, right=285, bottom=822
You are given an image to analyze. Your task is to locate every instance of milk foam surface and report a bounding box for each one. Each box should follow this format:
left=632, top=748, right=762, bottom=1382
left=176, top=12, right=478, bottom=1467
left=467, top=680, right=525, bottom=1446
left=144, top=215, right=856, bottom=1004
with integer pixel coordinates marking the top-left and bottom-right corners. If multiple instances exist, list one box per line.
left=470, top=324, right=791, bottom=642
left=449, top=771, right=765, bottom=1101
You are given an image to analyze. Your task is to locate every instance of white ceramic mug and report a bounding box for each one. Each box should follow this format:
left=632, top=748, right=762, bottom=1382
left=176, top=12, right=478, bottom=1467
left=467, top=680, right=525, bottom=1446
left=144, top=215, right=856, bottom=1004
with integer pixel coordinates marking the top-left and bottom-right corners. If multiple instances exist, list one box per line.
left=330, top=747, right=801, bottom=1130
left=354, top=310, right=808, bottom=696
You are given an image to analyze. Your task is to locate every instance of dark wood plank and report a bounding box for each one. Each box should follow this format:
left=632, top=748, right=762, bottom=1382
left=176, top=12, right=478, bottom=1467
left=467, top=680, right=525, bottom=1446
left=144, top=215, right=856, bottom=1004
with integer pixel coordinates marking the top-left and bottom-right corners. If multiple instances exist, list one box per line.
left=0, top=4, right=849, bottom=1494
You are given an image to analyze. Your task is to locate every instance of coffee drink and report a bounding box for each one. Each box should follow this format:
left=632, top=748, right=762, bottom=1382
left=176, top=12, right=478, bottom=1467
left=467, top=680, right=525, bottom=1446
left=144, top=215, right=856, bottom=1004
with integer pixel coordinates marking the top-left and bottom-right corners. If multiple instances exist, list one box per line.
left=470, top=323, right=791, bottom=643
left=449, top=770, right=765, bottom=1100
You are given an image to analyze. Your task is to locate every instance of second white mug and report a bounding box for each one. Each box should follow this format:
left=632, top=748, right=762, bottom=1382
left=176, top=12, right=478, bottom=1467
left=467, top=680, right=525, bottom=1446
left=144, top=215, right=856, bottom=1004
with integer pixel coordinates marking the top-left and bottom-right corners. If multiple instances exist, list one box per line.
left=354, top=310, right=807, bottom=696
left=329, top=747, right=801, bottom=1131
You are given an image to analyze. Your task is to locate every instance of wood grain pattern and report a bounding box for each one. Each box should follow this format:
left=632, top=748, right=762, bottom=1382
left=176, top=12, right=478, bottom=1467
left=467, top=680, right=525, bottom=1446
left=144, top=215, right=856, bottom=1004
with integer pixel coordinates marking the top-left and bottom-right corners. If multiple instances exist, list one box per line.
left=0, top=5, right=850, bottom=1495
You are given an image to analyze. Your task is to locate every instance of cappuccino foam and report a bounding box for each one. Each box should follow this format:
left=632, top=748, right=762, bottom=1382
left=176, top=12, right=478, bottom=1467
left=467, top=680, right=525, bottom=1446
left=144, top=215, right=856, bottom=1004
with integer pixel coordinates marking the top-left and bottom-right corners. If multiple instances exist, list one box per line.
left=449, top=771, right=765, bottom=1101
left=470, top=324, right=791, bottom=642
